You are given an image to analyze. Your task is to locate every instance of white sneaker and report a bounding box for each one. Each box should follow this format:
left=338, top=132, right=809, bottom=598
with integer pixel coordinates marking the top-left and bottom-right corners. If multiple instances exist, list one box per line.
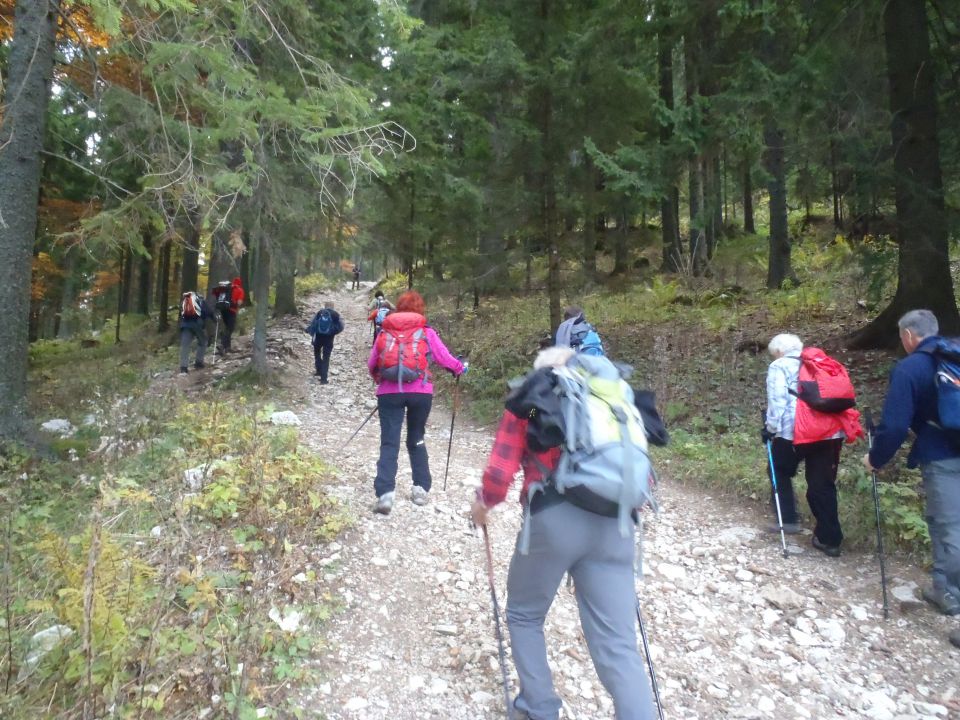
left=374, top=491, right=395, bottom=515
left=411, top=486, right=429, bottom=506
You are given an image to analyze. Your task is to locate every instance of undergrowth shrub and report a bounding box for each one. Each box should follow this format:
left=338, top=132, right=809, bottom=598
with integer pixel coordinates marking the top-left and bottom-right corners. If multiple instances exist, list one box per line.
left=1, top=393, right=345, bottom=719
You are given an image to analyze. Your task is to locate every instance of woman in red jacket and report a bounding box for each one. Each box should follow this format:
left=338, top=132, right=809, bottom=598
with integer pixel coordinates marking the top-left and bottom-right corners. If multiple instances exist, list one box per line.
left=367, top=290, right=465, bottom=514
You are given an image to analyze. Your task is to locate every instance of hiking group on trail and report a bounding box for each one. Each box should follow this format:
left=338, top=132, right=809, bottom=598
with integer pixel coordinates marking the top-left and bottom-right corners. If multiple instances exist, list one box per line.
left=179, top=278, right=960, bottom=716
left=177, top=277, right=246, bottom=374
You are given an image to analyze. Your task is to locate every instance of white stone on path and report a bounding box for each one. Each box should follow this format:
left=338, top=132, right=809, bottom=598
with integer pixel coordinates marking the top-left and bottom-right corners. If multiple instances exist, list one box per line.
left=344, top=697, right=368, bottom=711
left=270, top=410, right=302, bottom=426
left=41, top=418, right=75, bottom=436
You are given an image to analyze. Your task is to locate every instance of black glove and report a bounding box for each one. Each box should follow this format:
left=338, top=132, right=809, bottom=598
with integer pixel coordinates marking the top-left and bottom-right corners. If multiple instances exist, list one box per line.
left=761, top=426, right=776, bottom=444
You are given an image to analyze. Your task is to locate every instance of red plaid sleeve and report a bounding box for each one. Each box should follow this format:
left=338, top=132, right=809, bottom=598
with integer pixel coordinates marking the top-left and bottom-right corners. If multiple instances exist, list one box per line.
left=480, top=411, right=529, bottom=507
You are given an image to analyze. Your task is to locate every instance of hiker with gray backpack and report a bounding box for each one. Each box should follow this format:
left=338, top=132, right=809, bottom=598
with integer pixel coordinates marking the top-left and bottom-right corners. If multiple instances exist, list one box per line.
left=305, top=301, right=344, bottom=384
left=554, top=306, right=605, bottom=356
left=470, top=346, right=665, bottom=720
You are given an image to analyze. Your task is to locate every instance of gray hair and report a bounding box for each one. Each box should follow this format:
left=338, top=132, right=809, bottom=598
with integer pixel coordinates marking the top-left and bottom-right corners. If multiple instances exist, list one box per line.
left=898, top=309, right=938, bottom=339
left=768, top=333, right=803, bottom=357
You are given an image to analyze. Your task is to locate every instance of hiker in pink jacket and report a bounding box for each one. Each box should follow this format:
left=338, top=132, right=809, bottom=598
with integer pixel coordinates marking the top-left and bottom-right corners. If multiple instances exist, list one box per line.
left=367, top=290, right=465, bottom=514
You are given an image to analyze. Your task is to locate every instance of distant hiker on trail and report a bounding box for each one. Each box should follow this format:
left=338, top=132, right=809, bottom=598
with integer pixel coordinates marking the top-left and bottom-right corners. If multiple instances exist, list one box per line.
left=178, top=291, right=213, bottom=374
left=763, top=333, right=862, bottom=557
left=554, top=305, right=605, bottom=356
left=212, top=277, right=244, bottom=353
left=368, top=290, right=465, bottom=514
left=351, top=264, right=361, bottom=290
left=470, top=346, right=658, bottom=720
left=305, top=301, right=344, bottom=384
left=864, top=310, right=960, bottom=630
left=367, top=291, right=395, bottom=340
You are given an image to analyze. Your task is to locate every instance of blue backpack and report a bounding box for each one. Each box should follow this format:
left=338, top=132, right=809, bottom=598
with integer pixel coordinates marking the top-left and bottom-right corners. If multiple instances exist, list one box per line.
left=314, top=309, right=334, bottom=336
left=571, top=321, right=605, bottom=357
left=923, top=339, right=960, bottom=434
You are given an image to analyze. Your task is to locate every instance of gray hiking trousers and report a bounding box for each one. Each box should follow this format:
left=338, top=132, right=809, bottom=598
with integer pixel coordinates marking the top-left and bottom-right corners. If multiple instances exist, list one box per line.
left=506, top=501, right=656, bottom=720
left=179, top=325, right=207, bottom=368
left=921, top=457, right=960, bottom=598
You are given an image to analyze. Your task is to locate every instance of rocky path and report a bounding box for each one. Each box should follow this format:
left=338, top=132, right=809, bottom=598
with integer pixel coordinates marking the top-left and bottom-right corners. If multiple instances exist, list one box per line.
left=269, top=286, right=958, bottom=720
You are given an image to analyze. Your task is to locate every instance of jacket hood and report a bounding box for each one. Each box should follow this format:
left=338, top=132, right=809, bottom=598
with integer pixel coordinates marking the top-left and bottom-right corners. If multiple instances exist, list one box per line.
left=232, top=277, right=242, bottom=287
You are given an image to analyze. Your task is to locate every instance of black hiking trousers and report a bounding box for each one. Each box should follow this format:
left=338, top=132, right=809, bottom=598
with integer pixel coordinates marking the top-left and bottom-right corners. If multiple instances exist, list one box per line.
left=373, top=392, right=433, bottom=497
left=313, top=336, right=334, bottom=381
left=768, top=437, right=844, bottom=547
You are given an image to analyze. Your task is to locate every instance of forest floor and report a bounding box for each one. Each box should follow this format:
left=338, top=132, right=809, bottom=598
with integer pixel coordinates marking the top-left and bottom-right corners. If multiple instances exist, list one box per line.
left=231, top=284, right=960, bottom=720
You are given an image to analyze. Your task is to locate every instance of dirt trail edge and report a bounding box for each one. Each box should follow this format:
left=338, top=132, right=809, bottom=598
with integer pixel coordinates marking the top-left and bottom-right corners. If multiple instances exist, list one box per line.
left=271, top=286, right=957, bottom=720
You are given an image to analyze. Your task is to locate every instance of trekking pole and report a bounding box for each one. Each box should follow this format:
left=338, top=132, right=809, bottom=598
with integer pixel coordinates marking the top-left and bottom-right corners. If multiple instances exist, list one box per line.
left=636, top=603, right=666, bottom=720
left=344, top=406, right=378, bottom=447
left=865, top=410, right=890, bottom=620
left=212, top=314, right=221, bottom=364
left=442, top=374, right=461, bottom=492
left=761, top=412, right=789, bottom=558
left=482, top=525, right=513, bottom=720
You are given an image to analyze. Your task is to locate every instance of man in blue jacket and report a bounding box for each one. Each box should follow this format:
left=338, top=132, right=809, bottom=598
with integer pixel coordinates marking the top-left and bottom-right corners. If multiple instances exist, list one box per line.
left=305, top=301, right=344, bottom=384
left=864, top=310, right=960, bottom=632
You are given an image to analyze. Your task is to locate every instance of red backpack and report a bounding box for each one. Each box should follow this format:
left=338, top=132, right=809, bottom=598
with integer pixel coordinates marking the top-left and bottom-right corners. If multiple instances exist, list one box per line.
left=181, top=292, right=202, bottom=319
left=792, top=347, right=864, bottom=444
left=375, top=312, right=430, bottom=387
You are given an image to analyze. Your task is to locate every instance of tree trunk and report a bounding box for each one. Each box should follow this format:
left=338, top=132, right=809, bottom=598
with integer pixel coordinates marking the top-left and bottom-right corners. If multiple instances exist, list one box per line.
left=764, top=124, right=792, bottom=288
left=58, top=249, right=77, bottom=339
left=158, top=239, right=172, bottom=333
left=849, top=0, right=959, bottom=348
left=582, top=161, right=597, bottom=276
left=180, top=208, right=201, bottom=296
left=273, top=241, right=297, bottom=317
left=612, top=205, right=630, bottom=276
left=251, top=227, right=271, bottom=374
left=240, top=230, right=253, bottom=307
left=657, top=1, right=682, bottom=272
left=137, top=230, right=153, bottom=316
left=689, top=160, right=707, bottom=275
left=0, top=0, right=60, bottom=436
left=742, top=160, right=755, bottom=234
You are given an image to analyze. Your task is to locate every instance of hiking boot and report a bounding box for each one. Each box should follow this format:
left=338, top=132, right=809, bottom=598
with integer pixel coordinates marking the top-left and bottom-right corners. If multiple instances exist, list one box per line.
left=374, top=491, right=395, bottom=515
left=411, top=485, right=429, bottom=506
left=194, top=361, right=205, bottom=369
left=921, top=587, right=960, bottom=616
left=179, top=366, right=188, bottom=374
left=767, top=522, right=803, bottom=535
left=811, top=535, right=841, bottom=558
left=950, top=628, right=960, bottom=649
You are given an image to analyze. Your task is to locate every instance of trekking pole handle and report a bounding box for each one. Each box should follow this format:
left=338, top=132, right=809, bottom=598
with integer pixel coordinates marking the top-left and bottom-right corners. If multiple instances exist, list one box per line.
left=865, top=409, right=875, bottom=434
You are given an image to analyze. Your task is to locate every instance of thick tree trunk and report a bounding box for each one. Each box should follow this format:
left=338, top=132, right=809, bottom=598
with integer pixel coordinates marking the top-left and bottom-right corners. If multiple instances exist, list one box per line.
left=849, top=0, right=959, bottom=348
left=158, top=239, right=172, bottom=333
left=764, top=124, right=792, bottom=288
left=240, top=230, right=253, bottom=307
left=742, top=160, right=755, bottom=234
left=0, top=0, right=61, bottom=435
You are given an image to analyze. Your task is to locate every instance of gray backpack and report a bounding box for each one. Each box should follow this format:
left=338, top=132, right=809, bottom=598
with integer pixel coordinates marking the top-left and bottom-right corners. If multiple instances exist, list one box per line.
left=521, top=355, right=656, bottom=553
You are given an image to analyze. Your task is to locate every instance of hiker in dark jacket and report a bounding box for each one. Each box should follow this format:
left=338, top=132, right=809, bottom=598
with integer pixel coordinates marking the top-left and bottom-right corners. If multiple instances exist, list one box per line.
left=178, top=292, right=214, bottom=373
left=865, top=309, right=960, bottom=623
left=304, top=301, right=344, bottom=384
left=212, top=277, right=244, bottom=353
left=471, top=346, right=657, bottom=720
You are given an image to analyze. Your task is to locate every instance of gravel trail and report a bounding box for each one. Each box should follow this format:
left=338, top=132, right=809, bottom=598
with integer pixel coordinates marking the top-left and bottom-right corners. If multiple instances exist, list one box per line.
left=270, top=285, right=958, bottom=720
